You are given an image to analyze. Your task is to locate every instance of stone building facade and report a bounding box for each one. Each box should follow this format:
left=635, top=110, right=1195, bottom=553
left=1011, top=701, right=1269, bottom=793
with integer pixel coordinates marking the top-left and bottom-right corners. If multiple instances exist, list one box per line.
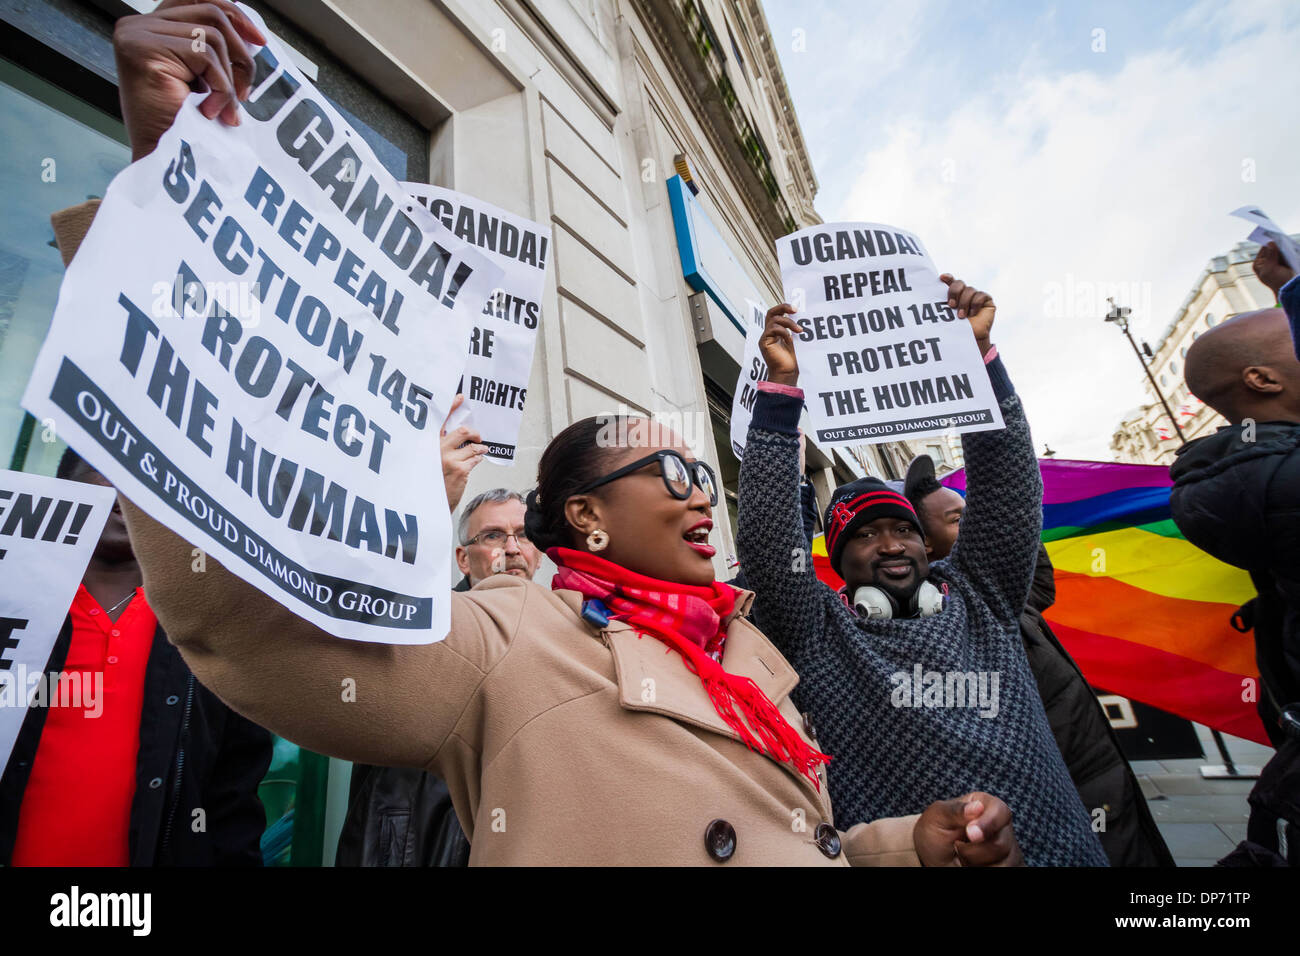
left=1111, top=239, right=1283, bottom=466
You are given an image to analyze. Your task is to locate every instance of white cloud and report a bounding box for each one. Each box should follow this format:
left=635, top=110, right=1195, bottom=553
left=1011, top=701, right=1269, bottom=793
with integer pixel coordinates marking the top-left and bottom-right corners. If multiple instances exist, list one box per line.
left=775, top=0, right=939, bottom=173
left=831, top=0, right=1300, bottom=459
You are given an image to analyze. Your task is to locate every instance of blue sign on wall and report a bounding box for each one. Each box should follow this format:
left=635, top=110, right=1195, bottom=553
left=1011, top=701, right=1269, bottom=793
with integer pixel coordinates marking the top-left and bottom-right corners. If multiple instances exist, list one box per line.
left=667, top=175, right=767, bottom=335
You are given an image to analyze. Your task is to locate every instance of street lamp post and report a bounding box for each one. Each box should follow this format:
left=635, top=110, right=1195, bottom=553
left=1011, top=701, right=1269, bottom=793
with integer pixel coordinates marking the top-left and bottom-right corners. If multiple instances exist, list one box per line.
left=1104, top=298, right=1185, bottom=442
left=1103, top=298, right=1258, bottom=781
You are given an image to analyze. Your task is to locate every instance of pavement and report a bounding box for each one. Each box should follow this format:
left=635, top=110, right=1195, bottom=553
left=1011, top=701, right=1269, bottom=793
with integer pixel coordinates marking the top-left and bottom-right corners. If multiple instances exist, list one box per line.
left=1130, top=724, right=1275, bottom=867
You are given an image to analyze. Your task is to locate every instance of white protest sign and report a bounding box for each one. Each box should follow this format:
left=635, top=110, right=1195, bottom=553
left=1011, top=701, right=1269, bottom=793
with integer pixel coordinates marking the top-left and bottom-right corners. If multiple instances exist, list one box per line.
left=23, top=9, right=504, bottom=644
left=0, top=470, right=114, bottom=773
left=403, top=182, right=550, bottom=463
left=729, top=299, right=770, bottom=458
left=776, top=222, right=1003, bottom=447
left=1230, top=205, right=1300, bottom=274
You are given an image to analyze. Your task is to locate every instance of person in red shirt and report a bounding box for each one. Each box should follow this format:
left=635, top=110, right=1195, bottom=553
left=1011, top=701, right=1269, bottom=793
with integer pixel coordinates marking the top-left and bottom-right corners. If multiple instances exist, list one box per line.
left=0, top=449, right=272, bottom=865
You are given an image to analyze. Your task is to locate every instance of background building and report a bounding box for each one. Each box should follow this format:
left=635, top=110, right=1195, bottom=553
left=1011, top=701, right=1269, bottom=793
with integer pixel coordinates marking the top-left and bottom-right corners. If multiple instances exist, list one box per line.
left=1110, top=239, right=1286, bottom=465
left=0, top=0, right=925, bottom=863
left=899, top=433, right=965, bottom=477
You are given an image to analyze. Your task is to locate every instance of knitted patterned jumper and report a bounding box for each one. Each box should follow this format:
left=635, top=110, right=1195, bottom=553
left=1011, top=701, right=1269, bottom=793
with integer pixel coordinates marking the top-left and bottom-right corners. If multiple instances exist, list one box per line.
left=737, top=358, right=1107, bottom=866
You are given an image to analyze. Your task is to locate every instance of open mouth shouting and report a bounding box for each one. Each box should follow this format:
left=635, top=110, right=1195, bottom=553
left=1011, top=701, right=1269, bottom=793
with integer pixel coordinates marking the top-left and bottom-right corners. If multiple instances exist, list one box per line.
left=683, top=518, right=715, bottom=558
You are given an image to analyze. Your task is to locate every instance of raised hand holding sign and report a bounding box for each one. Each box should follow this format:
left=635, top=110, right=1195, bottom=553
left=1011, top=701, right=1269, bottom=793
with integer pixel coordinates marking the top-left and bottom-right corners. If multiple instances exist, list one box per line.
left=775, top=222, right=1003, bottom=446
left=24, top=2, right=503, bottom=643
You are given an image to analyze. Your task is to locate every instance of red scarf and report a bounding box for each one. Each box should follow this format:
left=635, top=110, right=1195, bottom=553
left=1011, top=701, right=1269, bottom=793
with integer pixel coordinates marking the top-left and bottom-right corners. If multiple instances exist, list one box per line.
left=549, top=547, right=831, bottom=788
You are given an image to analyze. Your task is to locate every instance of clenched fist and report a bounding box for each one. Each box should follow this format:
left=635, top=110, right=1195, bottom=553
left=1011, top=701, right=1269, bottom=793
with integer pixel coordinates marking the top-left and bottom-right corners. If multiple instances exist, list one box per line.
left=759, top=303, right=801, bottom=387
left=939, top=274, right=996, bottom=356
left=1253, top=241, right=1296, bottom=300
left=914, top=791, right=1024, bottom=866
left=114, top=0, right=265, bottom=160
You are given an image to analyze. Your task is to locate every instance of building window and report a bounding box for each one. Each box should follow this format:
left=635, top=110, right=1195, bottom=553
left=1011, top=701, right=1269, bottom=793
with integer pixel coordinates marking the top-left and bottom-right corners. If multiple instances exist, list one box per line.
left=258, top=5, right=428, bottom=183
left=1169, top=360, right=1179, bottom=375
left=1160, top=373, right=1168, bottom=386
left=1206, top=313, right=1217, bottom=327
left=1181, top=346, right=1188, bottom=357
left=0, top=56, right=130, bottom=475
left=726, top=23, right=746, bottom=78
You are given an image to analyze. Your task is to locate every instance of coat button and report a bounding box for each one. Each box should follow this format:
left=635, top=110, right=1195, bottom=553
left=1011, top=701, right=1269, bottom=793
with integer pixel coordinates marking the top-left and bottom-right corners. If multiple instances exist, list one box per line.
left=148, top=777, right=163, bottom=789
left=814, top=823, right=841, bottom=859
left=107, top=655, right=119, bottom=665
left=802, top=712, right=818, bottom=741
left=166, top=695, right=179, bottom=705
left=704, top=819, right=736, bottom=862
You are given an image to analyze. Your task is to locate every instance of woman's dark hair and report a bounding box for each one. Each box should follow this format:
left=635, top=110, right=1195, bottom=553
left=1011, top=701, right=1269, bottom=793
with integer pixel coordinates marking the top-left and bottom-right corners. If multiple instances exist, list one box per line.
left=525, top=414, right=633, bottom=553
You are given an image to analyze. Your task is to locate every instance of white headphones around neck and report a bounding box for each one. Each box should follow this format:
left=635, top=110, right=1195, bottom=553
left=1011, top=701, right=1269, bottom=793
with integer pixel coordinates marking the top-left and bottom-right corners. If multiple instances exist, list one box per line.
left=852, top=580, right=945, bottom=620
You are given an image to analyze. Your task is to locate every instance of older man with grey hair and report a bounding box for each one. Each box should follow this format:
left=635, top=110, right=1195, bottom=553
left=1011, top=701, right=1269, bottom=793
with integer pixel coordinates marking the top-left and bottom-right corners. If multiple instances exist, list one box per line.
left=454, top=489, right=541, bottom=591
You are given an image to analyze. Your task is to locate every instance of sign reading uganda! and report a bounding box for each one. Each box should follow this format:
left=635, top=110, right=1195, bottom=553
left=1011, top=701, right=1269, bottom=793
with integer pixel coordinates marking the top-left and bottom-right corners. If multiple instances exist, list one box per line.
left=777, top=222, right=1003, bottom=446
left=0, top=470, right=114, bottom=772
left=404, top=182, right=551, bottom=463
left=23, top=8, right=504, bottom=644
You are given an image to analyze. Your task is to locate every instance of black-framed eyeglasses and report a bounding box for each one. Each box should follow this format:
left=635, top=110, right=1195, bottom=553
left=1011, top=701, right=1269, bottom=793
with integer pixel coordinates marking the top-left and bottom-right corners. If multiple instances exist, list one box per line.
left=576, top=451, right=718, bottom=506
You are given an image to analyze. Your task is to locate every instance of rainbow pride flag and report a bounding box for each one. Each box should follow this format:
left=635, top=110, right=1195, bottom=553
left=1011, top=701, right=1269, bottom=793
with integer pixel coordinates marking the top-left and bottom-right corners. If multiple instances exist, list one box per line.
left=937, top=459, right=1267, bottom=745
left=810, top=534, right=839, bottom=592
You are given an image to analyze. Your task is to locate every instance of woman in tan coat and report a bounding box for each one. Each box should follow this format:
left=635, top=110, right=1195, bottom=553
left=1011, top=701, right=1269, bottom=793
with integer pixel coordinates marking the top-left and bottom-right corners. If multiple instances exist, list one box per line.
left=75, top=0, right=1027, bottom=866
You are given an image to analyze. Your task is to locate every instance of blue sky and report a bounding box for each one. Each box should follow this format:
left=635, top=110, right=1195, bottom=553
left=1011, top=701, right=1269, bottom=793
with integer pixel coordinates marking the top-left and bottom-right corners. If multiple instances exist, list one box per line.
left=765, top=0, right=1300, bottom=458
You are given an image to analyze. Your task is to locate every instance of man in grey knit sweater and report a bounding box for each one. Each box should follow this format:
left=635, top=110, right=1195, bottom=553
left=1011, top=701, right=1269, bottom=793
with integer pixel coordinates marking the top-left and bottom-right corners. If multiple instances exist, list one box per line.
left=737, top=278, right=1107, bottom=866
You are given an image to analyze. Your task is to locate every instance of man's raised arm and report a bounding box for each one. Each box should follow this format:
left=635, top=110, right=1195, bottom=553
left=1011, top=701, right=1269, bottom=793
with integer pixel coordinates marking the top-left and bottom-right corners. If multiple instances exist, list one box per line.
left=940, top=276, right=1043, bottom=627
left=124, top=496, right=508, bottom=772
left=736, top=305, right=829, bottom=656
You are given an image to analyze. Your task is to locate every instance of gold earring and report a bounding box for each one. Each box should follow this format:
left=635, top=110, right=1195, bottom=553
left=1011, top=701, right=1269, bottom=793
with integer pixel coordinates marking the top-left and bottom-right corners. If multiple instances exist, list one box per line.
left=587, top=529, right=610, bottom=552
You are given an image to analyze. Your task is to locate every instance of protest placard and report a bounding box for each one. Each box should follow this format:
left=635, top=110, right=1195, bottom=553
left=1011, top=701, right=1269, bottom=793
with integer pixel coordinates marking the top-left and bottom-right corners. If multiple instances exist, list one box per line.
left=1230, top=205, right=1300, bottom=273
left=0, top=470, right=114, bottom=773
left=404, top=182, right=550, bottom=463
left=729, top=299, right=770, bottom=458
left=22, top=10, right=503, bottom=644
left=776, top=222, right=1003, bottom=447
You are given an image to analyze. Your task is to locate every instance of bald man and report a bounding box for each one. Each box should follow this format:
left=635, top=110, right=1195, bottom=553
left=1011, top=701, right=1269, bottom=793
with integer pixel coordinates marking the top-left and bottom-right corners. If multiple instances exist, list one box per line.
left=1182, top=307, right=1300, bottom=425
left=1169, top=262, right=1300, bottom=866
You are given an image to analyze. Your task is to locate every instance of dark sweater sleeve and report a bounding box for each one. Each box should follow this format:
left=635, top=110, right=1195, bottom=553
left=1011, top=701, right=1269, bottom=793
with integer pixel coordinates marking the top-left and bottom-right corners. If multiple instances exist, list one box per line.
left=1281, top=275, right=1300, bottom=362
left=1026, top=543, right=1056, bottom=615
left=948, top=358, right=1043, bottom=627
left=737, top=388, right=829, bottom=657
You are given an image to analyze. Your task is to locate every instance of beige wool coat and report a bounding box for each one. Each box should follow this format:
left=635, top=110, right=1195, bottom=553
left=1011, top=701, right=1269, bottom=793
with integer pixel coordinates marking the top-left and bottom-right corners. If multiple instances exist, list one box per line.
left=51, top=202, right=920, bottom=866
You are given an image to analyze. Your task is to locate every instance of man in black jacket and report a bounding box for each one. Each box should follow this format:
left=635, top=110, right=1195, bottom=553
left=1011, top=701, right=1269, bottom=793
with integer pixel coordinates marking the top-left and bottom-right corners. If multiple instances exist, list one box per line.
left=905, top=455, right=1173, bottom=866
left=1169, top=258, right=1300, bottom=865
left=0, top=450, right=271, bottom=865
